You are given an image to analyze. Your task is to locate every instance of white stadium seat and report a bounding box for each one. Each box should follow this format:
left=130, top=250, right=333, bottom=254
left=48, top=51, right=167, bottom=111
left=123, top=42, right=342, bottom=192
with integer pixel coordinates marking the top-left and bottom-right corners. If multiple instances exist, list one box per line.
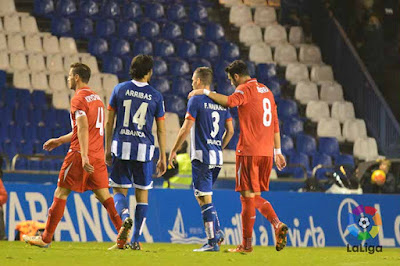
left=25, top=34, right=43, bottom=53
left=229, top=4, right=252, bottom=27
left=13, top=70, right=31, bottom=89
left=43, top=35, right=60, bottom=54
left=46, top=54, right=64, bottom=73
left=81, top=55, right=99, bottom=74
left=21, top=16, right=39, bottom=35
left=0, top=34, right=7, bottom=50
left=88, top=73, right=103, bottom=92
left=274, top=43, right=297, bottom=66
left=0, top=50, right=9, bottom=70
left=295, top=81, right=319, bottom=105
left=63, top=54, right=80, bottom=71
left=289, top=26, right=304, bottom=46
left=52, top=91, right=70, bottom=110
left=244, top=0, right=267, bottom=7
left=343, top=119, right=367, bottom=143
left=299, top=44, right=322, bottom=65
left=331, top=101, right=355, bottom=123
left=223, top=149, right=236, bottom=163
left=249, top=42, right=273, bottom=64
left=254, top=6, right=276, bottom=28
left=49, top=73, right=67, bottom=92
left=0, top=19, right=3, bottom=32
left=0, top=0, right=16, bottom=16
left=320, top=81, right=344, bottom=104
left=239, top=23, right=263, bottom=47
left=285, top=63, right=309, bottom=84
left=102, top=74, right=119, bottom=96
left=310, top=65, right=334, bottom=84
left=3, top=15, right=21, bottom=33
left=353, top=137, right=378, bottom=161
left=264, top=24, right=287, bottom=47
left=28, top=53, right=46, bottom=72
left=219, top=0, right=243, bottom=7
left=221, top=164, right=236, bottom=178
left=60, top=37, right=78, bottom=54
left=31, top=71, right=49, bottom=91
left=7, top=34, right=24, bottom=53
left=306, top=100, right=330, bottom=122
left=317, top=118, right=344, bottom=142
left=165, top=112, right=180, bottom=133
left=10, top=52, right=28, bottom=71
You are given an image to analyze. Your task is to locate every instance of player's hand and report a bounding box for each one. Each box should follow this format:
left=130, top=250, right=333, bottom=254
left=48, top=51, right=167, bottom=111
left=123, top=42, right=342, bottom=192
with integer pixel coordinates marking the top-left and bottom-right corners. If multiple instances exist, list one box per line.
left=168, top=151, right=177, bottom=168
left=156, top=158, right=167, bottom=177
left=43, top=138, right=62, bottom=151
left=105, top=152, right=112, bottom=166
left=275, top=154, right=287, bottom=171
left=187, top=89, right=204, bottom=99
left=82, top=155, right=94, bottom=174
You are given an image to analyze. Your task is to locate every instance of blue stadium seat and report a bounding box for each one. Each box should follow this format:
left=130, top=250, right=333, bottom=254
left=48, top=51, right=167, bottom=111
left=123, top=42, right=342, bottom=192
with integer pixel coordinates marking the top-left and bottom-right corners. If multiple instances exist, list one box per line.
left=88, top=37, right=108, bottom=57
left=118, top=21, right=137, bottom=41
left=14, top=107, right=29, bottom=125
left=176, top=40, right=197, bottom=59
left=73, top=18, right=94, bottom=39
left=281, top=135, right=295, bottom=156
left=214, top=60, right=230, bottom=80
left=28, top=109, right=44, bottom=125
left=145, top=2, right=165, bottom=21
left=189, top=5, right=208, bottom=24
left=122, top=2, right=143, bottom=21
left=161, top=22, right=182, bottom=40
left=312, top=153, right=333, bottom=179
left=51, top=17, right=72, bottom=36
left=257, top=64, right=277, bottom=82
left=102, top=55, right=123, bottom=75
left=167, top=4, right=187, bottom=22
left=172, top=78, right=191, bottom=98
left=0, top=71, right=6, bottom=89
left=221, top=42, right=240, bottom=61
left=31, top=90, right=47, bottom=109
left=16, top=89, right=31, bottom=105
left=151, top=78, right=170, bottom=94
left=169, top=59, right=190, bottom=77
left=4, top=89, right=16, bottom=107
left=44, top=109, right=56, bottom=125
left=190, top=58, right=211, bottom=71
left=56, top=110, right=70, bottom=125
left=133, top=39, right=153, bottom=55
left=17, top=140, right=33, bottom=155
left=34, top=0, right=55, bottom=18
left=22, top=123, right=37, bottom=140
left=205, top=23, right=225, bottom=42
left=36, top=125, right=51, bottom=143
left=28, top=160, right=41, bottom=171
left=55, top=0, right=77, bottom=17
left=96, top=19, right=116, bottom=39
left=335, top=154, right=355, bottom=167
left=79, top=0, right=99, bottom=18
left=289, top=152, right=309, bottom=178
left=282, top=117, right=303, bottom=136
left=296, top=134, right=317, bottom=156
left=164, top=95, right=187, bottom=117
left=101, top=1, right=120, bottom=19
left=277, top=99, right=298, bottom=120
left=318, top=137, right=340, bottom=158
left=111, top=38, right=130, bottom=56
left=265, top=79, right=281, bottom=99
left=8, top=124, right=23, bottom=142
left=2, top=140, right=17, bottom=160
left=140, top=21, right=160, bottom=39
left=153, top=58, right=168, bottom=76
left=216, top=79, right=235, bottom=95
left=32, top=139, right=43, bottom=154
left=198, top=41, right=219, bottom=61
left=246, top=61, right=256, bottom=78
left=15, top=158, right=28, bottom=170
left=183, top=22, right=204, bottom=42
left=154, top=39, right=175, bottom=58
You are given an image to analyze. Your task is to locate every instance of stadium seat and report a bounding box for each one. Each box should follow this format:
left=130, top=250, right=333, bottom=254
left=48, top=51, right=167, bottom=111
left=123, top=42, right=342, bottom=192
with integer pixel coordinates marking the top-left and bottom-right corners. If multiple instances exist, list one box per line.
left=169, top=58, right=190, bottom=77
left=10, top=52, right=28, bottom=72
left=254, top=6, right=277, bottom=28
left=2, top=140, right=17, bottom=160
left=335, top=154, right=355, bottom=167
left=299, top=44, right=323, bottom=65
left=244, top=0, right=268, bottom=7
left=165, top=112, right=180, bottom=133
left=223, top=149, right=236, bottom=163
left=285, top=63, right=309, bottom=85
left=281, top=135, right=295, bottom=156
left=63, top=54, right=80, bottom=71
left=343, top=119, right=367, bottom=142
left=0, top=34, right=6, bottom=51
left=21, top=16, right=40, bottom=35
left=305, top=101, right=330, bottom=122
left=295, top=81, right=318, bottom=105
left=4, top=15, right=21, bottom=33
left=43, top=35, right=60, bottom=54
left=46, top=54, right=64, bottom=73
left=118, top=21, right=137, bottom=41
left=144, top=2, right=165, bottom=22
left=353, top=137, right=379, bottom=161
left=310, top=65, right=334, bottom=84
left=189, top=5, right=208, bottom=24
left=198, top=41, right=219, bottom=61
left=320, top=82, right=344, bottom=104
left=79, top=0, right=99, bottom=18
left=102, top=56, right=123, bottom=75
left=317, top=118, right=344, bottom=142
left=52, top=91, right=70, bottom=110
left=282, top=117, right=303, bottom=136
left=191, top=58, right=212, bottom=70
left=0, top=51, right=9, bottom=71
left=60, top=37, right=78, bottom=54
left=172, top=77, right=191, bottom=98
left=88, top=37, right=108, bottom=57
left=73, top=17, right=95, bottom=39
left=49, top=73, right=67, bottom=92
left=133, top=39, right=153, bottom=55
left=249, top=43, right=273, bottom=64
left=25, top=34, right=43, bottom=54
left=167, top=4, right=187, bottom=22
left=246, top=61, right=256, bottom=77
left=34, top=0, right=54, bottom=18
left=318, top=137, right=340, bottom=157
left=289, top=152, right=309, bottom=178
left=164, top=95, right=187, bottom=117
left=214, top=60, right=230, bottom=79
left=140, top=20, right=160, bottom=39
left=229, top=4, right=252, bottom=27
left=154, top=39, right=175, bottom=58
left=264, top=24, right=287, bottom=47
left=274, top=43, right=297, bottom=66
left=151, top=77, right=170, bottom=94
left=13, top=70, right=31, bottom=89
left=122, top=2, right=143, bottom=21
left=95, top=19, right=115, bottom=39
left=161, top=22, right=182, bottom=40
left=17, top=140, right=33, bottom=155
left=176, top=40, right=197, bottom=59
left=183, top=22, right=204, bottom=42
left=88, top=73, right=103, bottom=92
left=7, top=34, right=25, bottom=53
left=205, top=23, right=225, bottom=42
left=31, top=71, right=49, bottom=91
left=101, top=1, right=121, bottom=19
left=256, top=63, right=276, bottom=81
left=102, top=74, right=119, bottom=95
left=55, top=0, right=77, bottom=17
left=239, top=24, right=263, bottom=47
left=216, top=79, right=235, bottom=95
left=153, top=58, right=168, bottom=76
left=289, top=26, right=304, bottom=46
left=111, top=39, right=130, bottom=56
left=312, top=153, right=332, bottom=168
left=28, top=54, right=46, bottom=72
left=331, top=101, right=355, bottom=123
left=265, top=79, right=281, bottom=98
left=277, top=99, right=298, bottom=120
left=0, top=0, right=16, bottom=16
left=220, top=0, right=243, bottom=7
left=296, top=134, right=317, bottom=156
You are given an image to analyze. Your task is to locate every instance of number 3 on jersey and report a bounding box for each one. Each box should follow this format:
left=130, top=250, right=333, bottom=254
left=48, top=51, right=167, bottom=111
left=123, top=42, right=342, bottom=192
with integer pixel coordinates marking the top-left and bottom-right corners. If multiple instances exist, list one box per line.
left=210, top=111, right=220, bottom=138
left=263, top=98, right=272, bottom=127
left=123, top=100, right=148, bottom=130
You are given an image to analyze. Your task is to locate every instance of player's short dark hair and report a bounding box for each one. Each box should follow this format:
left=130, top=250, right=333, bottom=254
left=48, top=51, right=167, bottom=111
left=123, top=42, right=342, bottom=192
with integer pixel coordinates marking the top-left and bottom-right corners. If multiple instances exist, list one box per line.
left=129, top=55, right=154, bottom=80
left=194, top=67, right=213, bottom=86
left=70, top=62, right=91, bottom=83
left=225, top=60, right=249, bottom=77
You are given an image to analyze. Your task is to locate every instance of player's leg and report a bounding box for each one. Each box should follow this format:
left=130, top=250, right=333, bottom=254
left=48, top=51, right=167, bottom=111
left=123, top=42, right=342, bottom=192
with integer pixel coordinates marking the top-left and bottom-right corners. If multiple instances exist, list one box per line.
left=113, top=187, right=130, bottom=222
left=92, top=188, right=123, bottom=231
left=23, top=186, right=71, bottom=247
left=211, top=166, right=224, bottom=244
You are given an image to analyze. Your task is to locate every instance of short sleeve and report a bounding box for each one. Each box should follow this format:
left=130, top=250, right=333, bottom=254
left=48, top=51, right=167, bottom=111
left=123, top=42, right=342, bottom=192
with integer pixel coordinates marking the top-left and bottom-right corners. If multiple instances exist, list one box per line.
left=185, top=97, right=197, bottom=121
left=107, top=84, right=119, bottom=111
left=155, top=93, right=165, bottom=120
left=227, top=86, right=249, bottom=108
left=70, top=95, right=88, bottom=119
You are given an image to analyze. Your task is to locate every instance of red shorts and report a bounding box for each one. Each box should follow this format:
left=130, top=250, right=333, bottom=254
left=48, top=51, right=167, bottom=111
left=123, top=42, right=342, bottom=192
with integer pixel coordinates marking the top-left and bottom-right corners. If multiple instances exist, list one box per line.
left=58, top=151, right=109, bottom=193
left=235, top=155, right=273, bottom=192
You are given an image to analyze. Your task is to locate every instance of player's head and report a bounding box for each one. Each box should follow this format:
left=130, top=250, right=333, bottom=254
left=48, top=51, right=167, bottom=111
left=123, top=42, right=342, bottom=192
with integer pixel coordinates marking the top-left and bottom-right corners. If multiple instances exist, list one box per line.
left=69, top=63, right=91, bottom=91
left=129, top=55, right=154, bottom=82
left=192, top=67, right=213, bottom=90
left=225, top=60, right=250, bottom=87
left=379, top=159, right=391, bottom=174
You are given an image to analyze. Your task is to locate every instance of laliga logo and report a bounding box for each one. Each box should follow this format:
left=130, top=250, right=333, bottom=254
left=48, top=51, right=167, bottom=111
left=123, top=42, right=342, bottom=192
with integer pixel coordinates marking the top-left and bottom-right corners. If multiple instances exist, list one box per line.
left=347, top=205, right=381, bottom=240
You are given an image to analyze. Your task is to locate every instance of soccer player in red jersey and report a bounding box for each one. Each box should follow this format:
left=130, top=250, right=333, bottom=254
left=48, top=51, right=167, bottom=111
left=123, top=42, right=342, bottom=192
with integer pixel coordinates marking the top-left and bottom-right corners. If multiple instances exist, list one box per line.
left=23, top=63, right=130, bottom=248
left=189, top=60, right=287, bottom=252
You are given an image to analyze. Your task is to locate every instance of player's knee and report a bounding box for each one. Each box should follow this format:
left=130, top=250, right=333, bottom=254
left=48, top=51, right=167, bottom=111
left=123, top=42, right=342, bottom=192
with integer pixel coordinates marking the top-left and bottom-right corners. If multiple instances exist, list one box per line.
left=135, top=188, right=148, bottom=203
left=113, top=187, right=128, bottom=196
left=54, top=187, right=71, bottom=200
left=196, top=195, right=212, bottom=206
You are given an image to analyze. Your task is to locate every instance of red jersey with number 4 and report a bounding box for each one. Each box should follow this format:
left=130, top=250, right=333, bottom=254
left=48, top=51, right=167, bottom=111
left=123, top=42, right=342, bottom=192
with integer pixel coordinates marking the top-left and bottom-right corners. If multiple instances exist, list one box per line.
left=227, top=78, right=279, bottom=157
left=69, top=87, right=105, bottom=160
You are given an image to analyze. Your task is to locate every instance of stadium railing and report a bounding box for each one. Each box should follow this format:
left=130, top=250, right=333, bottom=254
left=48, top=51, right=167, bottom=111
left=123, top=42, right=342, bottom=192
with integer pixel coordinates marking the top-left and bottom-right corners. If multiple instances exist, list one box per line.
left=10, top=154, right=65, bottom=175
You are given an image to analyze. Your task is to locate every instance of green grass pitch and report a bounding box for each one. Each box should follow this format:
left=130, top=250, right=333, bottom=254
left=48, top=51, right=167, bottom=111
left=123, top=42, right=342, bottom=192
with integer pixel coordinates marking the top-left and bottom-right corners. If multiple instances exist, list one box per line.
left=0, top=242, right=399, bottom=266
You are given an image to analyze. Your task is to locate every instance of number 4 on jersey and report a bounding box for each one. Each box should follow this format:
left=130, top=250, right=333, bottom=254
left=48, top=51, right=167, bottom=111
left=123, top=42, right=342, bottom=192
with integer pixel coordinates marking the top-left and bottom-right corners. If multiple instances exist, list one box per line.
left=123, top=100, right=148, bottom=130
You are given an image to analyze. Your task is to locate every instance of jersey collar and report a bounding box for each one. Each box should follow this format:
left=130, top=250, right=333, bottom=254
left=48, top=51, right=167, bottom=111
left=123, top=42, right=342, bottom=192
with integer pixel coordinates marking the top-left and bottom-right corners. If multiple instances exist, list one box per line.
left=76, top=86, right=91, bottom=93
left=245, top=78, right=257, bottom=84
left=132, top=79, right=149, bottom=87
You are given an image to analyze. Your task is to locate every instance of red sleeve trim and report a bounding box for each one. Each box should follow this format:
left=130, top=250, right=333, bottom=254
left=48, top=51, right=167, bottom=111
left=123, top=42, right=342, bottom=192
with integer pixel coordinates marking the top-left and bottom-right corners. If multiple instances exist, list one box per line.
left=226, top=117, right=233, bottom=122
left=107, top=105, right=115, bottom=111
left=185, top=112, right=195, bottom=121
left=156, top=116, right=165, bottom=121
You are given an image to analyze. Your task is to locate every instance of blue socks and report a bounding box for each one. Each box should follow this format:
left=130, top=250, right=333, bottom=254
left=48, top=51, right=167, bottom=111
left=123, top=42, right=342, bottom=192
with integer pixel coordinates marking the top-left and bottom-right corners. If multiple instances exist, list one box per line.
left=201, top=203, right=217, bottom=245
left=132, top=203, right=148, bottom=243
left=114, top=193, right=130, bottom=222
left=212, top=206, right=221, bottom=233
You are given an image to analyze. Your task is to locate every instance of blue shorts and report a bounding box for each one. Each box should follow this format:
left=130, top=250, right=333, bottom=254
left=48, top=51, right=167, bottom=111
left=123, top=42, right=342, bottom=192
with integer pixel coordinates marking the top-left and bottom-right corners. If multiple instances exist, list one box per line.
left=192, top=160, right=221, bottom=197
left=109, top=157, right=153, bottom=190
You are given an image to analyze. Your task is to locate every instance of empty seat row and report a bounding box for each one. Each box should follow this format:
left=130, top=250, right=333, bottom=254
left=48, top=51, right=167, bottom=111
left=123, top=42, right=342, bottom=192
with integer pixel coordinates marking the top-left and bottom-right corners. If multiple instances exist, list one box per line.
left=0, top=14, right=43, bottom=35
left=296, top=81, right=343, bottom=106
left=353, top=137, right=379, bottom=161
left=305, top=100, right=355, bottom=123
left=316, top=118, right=368, bottom=143
left=230, top=5, right=278, bottom=28
left=286, top=63, right=334, bottom=85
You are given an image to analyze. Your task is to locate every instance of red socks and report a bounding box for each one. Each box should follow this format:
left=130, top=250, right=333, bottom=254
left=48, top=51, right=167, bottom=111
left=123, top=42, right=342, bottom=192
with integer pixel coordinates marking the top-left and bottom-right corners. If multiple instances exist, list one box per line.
left=240, top=196, right=256, bottom=249
left=255, top=195, right=280, bottom=228
left=102, top=197, right=122, bottom=231
left=42, top=197, right=67, bottom=243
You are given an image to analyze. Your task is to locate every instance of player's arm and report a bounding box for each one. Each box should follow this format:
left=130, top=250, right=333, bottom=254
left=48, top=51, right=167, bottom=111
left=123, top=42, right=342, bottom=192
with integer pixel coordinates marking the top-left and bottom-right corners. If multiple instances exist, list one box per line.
left=168, top=119, right=195, bottom=167
left=272, top=101, right=286, bottom=171
left=43, top=132, right=73, bottom=151
left=188, top=90, right=229, bottom=107
left=156, top=118, right=167, bottom=177
left=222, top=119, right=234, bottom=149
left=76, top=114, right=94, bottom=174
left=105, top=108, right=116, bottom=166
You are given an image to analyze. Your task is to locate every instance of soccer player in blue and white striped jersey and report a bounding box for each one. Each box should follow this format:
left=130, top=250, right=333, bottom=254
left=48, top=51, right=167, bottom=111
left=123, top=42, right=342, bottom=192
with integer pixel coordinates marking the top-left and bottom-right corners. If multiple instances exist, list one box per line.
left=168, top=67, right=234, bottom=252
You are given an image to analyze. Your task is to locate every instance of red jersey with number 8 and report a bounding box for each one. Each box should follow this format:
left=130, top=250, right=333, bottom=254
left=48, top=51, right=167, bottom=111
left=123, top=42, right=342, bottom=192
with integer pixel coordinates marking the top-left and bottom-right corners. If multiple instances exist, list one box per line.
left=69, top=87, right=105, bottom=160
left=226, top=78, right=279, bottom=157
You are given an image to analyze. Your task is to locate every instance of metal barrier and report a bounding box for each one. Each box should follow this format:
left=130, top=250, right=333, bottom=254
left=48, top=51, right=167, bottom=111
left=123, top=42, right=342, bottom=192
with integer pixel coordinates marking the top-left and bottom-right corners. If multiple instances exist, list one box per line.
left=10, top=154, right=65, bottom=175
